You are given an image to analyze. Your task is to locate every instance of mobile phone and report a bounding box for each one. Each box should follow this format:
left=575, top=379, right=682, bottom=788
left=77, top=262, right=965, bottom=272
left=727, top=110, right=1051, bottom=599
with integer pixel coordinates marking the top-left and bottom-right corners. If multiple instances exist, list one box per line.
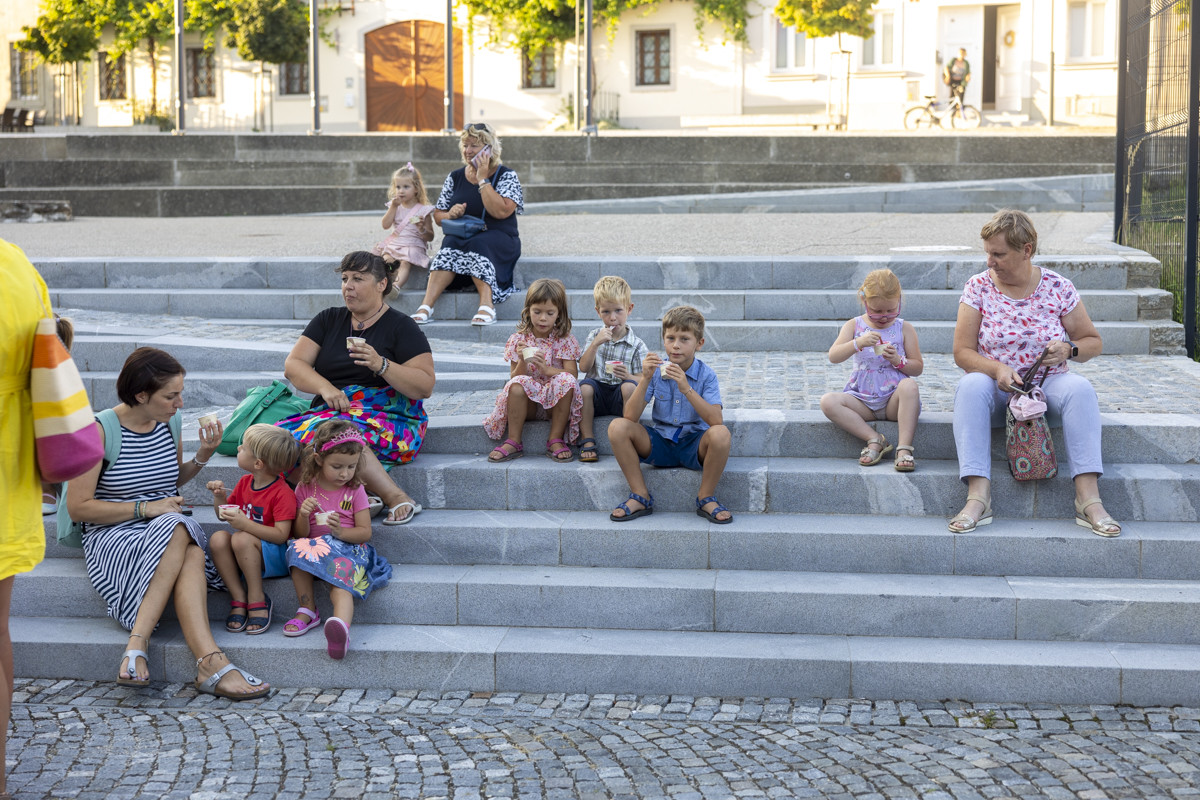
left=472, top=145, right=492, bottom=167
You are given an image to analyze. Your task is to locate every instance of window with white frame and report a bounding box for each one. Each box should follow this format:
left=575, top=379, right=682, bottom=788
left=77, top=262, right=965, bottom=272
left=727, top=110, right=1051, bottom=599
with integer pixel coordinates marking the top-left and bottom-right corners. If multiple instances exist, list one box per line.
left=773, top=16, right=809, bottom=71
left=10, top=44, right=39, bottom=99
left=187, top=48, right=215, bottom=98
left=522, top=47, right=556, bottom=89
left=635, top=29, right=671, bottom=86
left=280, top=62, right=308, bottom=95
left=98, top=51, right=127, bottom=101
left=861, top=11, right=895, bottom=67
left=1068, top=0, right=1108, bottom=59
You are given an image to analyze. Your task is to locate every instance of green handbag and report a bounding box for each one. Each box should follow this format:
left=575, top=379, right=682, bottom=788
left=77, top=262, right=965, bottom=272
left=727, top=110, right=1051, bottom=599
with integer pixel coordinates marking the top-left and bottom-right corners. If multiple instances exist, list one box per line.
left=216, top=380, right=311, bottom=456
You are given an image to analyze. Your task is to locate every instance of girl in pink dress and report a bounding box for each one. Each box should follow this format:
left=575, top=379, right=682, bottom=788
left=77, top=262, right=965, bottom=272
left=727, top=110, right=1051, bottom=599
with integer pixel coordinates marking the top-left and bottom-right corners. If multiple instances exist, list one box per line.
left=483, top=278, right=583, bottom=463
left=372, top=163, right=435, bottom=292
left=820, top=269, right=925, bottom=470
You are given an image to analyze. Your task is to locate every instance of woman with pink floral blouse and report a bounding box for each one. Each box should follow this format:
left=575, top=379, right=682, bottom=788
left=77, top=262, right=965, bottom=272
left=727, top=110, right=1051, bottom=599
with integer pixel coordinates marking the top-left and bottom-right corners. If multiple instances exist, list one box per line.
left=949, top=210, right=1120, bottom=537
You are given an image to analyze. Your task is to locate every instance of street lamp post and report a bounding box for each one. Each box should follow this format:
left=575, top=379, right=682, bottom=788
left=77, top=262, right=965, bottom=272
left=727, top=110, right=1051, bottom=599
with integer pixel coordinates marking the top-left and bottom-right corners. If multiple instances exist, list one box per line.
left=309, top=0, right=321, bottom=134
left=174, top=0, right=185, bottom=133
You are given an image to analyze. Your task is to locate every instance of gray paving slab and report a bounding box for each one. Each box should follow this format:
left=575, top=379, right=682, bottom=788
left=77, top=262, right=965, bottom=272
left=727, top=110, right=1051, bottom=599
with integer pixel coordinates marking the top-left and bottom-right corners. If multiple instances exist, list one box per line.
left=1, top=211, right=1124, bottom=259
left=42, top=509, right=1200, bottom=581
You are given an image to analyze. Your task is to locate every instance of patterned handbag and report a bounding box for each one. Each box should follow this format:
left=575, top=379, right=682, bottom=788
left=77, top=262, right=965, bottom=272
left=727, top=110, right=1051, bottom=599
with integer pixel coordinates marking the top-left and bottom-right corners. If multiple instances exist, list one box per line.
left=1005, top=348, right=1057, bottom=481
left=30, top=301, right=104, bottom=482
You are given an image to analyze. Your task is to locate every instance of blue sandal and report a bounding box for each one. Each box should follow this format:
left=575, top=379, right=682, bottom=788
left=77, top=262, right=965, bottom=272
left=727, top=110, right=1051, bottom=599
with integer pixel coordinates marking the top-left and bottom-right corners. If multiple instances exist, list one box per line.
left=610, top=492, right=653, bottom=522
left=696, top=495, right=733, bottom=524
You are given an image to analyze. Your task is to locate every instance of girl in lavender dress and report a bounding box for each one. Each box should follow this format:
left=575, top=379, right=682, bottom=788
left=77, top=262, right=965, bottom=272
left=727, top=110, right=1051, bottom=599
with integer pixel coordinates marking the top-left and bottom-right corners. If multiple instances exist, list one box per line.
left=820, top=269, right=925, bottom=471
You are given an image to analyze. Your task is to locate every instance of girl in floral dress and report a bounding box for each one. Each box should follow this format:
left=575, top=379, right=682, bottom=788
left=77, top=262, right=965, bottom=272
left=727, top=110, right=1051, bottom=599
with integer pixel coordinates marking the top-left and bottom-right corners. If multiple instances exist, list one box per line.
left=285, top=420, right=392, bottom=660
left=483, top=278, right=582, bottom=463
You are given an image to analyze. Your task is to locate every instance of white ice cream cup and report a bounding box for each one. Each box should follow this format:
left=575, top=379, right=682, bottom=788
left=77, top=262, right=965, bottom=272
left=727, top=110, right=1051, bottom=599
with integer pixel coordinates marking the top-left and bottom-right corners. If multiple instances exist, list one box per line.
left=219, top=504, right=239, bottom=520
left=198, top=412, right=219, bottom=428
left=314, top=511, right=334, bottom=526
left=346, top=336, right=366, bottom=349
left=521, top=346, right=540, bottom=361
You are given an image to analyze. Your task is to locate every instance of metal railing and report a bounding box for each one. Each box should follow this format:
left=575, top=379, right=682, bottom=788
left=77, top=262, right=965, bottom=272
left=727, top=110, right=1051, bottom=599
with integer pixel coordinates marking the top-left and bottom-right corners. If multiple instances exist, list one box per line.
left=1115, top=0, right=1199, bottom=357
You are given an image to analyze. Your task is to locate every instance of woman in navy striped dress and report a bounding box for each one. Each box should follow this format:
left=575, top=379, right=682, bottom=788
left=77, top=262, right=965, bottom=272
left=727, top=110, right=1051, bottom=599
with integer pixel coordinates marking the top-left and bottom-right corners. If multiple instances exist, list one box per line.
left=67, top=348, right=271, bottom=699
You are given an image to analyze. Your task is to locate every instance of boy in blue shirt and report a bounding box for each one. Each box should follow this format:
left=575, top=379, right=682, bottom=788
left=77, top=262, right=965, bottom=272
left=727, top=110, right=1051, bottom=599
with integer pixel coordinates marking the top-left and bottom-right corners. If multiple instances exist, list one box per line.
left=607, top=305, right=733, bottom=524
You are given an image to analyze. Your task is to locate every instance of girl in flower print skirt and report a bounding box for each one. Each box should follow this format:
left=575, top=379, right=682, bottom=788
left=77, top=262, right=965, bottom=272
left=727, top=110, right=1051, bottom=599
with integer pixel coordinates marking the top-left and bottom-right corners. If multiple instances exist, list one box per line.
left=285, top=420, right=392, bottom=660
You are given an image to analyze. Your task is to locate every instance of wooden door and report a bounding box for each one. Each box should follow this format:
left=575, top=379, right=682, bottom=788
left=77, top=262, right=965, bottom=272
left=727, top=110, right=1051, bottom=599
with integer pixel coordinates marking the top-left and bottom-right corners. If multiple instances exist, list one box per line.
left=365, top=20, right=464, bottom=132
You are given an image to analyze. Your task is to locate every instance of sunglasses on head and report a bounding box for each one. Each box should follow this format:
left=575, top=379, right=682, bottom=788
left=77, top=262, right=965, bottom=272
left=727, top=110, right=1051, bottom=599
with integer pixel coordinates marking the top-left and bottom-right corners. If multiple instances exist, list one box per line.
left=465, top=123, right=492, bottom=134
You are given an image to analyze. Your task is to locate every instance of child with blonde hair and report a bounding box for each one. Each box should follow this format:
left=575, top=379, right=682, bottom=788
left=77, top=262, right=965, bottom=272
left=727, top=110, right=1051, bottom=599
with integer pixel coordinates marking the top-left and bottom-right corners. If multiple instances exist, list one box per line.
left=285, top=420, right=392, bottom=659
left=372, top=162, right=435, bottom=292
left=206, top=423, right=301, bottom=634
left=483, top=278, right=582, bottom=462
left=577, top=276, right=647, bottom=462
left=820, top=268, right=924, bottom=470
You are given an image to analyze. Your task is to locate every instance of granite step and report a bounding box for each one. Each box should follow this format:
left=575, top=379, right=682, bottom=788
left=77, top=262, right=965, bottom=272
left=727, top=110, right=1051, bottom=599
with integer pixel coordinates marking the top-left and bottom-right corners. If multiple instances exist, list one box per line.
left=18, top=559, right=1200, bottom=645
left=67, top=316, right=1171, bottom=360
left=164, top=410, right=1200, bottom=467
left=11, top=617, right=1198, bottom=704
left=41, top=508, right=1200, bottom=581
left=168, top=452, right=1200, bottom=521
left=77, top=370, right=506, bottom=410
left=34, top=254, right=1160, bottom=292
left=50, top=287, right=1171, bottom=323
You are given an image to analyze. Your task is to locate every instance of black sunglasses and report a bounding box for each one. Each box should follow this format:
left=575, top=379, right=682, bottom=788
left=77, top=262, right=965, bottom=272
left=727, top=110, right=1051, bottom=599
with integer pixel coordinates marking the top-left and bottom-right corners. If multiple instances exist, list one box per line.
left=465, top=122, right=492, bottom=134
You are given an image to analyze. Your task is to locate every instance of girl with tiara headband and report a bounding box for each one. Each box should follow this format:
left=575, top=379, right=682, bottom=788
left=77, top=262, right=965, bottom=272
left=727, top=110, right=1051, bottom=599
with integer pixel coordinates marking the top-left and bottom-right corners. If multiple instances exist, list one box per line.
left=285, top=420, right=392, bottom=659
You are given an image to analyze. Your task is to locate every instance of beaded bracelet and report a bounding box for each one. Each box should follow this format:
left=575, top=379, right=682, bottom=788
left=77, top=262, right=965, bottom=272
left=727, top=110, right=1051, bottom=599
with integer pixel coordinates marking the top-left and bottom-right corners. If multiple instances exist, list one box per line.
left=851, top=338, right=862, bottom=353
left=134, top=501, right=144, bottom=520
left=375, top=357, right=390, bottom=377
left=192, top=456, right=209, bottom=468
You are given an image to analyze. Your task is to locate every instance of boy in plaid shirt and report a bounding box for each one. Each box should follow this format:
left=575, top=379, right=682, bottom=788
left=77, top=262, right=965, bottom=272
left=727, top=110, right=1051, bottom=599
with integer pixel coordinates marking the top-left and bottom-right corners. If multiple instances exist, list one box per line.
left=576, top=276, right=648, bottom=462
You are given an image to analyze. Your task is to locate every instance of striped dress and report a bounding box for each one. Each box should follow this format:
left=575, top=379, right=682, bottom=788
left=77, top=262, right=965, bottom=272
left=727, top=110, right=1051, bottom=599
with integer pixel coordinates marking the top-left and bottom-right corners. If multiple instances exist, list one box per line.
left=81, top=421, right=221, bottom=630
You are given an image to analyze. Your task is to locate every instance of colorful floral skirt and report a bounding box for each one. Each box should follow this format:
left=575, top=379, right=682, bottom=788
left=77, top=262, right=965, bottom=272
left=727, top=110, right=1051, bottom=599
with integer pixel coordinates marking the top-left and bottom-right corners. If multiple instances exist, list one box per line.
left=275, top=384, right=427, bottom=465
left=285, top=535, right=392, bottom=599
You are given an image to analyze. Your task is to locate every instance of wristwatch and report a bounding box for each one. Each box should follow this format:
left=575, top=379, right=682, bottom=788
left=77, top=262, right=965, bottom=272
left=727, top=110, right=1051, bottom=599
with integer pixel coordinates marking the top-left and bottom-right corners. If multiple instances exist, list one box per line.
left=1067, top=340, right=1078, bottom=360
left=479, top=178, right=492, bottom=188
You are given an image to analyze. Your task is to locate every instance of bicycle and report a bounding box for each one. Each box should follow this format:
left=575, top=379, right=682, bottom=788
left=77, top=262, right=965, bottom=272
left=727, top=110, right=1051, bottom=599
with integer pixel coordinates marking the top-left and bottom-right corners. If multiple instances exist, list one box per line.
left=903, top=94, right=981, bottom=130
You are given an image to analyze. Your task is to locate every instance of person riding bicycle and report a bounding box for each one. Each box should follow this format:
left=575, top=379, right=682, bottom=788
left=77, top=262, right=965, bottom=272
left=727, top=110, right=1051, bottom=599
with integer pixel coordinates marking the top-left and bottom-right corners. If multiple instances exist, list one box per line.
left=943, top=48, right=970, bottom=106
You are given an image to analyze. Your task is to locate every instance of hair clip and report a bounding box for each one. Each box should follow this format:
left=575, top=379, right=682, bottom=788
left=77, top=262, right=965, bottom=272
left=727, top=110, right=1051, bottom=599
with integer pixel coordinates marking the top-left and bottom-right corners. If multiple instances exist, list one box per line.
left=321, top=429, right=367, bottom=451
left=405, top=161, right=413, bottom=171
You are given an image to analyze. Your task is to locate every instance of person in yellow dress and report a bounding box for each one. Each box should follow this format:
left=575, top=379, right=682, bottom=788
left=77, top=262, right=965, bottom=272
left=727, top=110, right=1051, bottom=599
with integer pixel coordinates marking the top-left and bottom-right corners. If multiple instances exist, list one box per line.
left=0, top=237, right=54, bottom=800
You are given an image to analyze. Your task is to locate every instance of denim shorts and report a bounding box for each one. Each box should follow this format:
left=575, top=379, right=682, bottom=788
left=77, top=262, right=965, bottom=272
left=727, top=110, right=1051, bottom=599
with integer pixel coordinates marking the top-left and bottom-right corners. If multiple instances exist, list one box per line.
left=262, top=540, right=290, bottom=578
left=640, top=426, right=705, bottom=471
left=581, top=377, right=636, bottom=417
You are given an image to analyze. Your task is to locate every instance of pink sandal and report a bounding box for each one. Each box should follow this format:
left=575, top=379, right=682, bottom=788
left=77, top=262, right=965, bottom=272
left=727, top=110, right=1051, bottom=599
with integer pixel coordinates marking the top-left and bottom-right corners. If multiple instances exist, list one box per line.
left=488, top=438, right=524, bottom=462
left=325, top=616, right=350, bottom=659
left=283, top=606, right=321, bottom=638
left=546, top=438, right=575, bottom=463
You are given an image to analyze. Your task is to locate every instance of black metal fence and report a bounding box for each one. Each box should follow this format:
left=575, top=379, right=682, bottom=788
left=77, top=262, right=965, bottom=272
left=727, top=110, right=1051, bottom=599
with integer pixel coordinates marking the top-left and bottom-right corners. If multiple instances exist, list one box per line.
left=1114, top=0, right=1199, bottom=357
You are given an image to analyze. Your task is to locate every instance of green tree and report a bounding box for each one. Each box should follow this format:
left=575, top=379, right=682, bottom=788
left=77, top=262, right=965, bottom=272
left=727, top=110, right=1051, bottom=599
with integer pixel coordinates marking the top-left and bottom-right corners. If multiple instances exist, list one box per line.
left=99, top=0, right=176, bottom=116
left=226, top=0, right=308, bottom=64
left=774, top=0, right=876, bottom=46
left=463, top=0, right=748, bottom=52
left=17, top=0, right=100, bottom=65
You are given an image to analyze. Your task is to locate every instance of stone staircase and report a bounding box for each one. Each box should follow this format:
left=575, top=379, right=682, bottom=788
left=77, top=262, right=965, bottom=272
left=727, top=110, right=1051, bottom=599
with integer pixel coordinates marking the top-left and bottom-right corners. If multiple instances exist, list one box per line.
left=20, top=253, right=1200, bottom=705
left=2, top=132, right=1115, bottom=215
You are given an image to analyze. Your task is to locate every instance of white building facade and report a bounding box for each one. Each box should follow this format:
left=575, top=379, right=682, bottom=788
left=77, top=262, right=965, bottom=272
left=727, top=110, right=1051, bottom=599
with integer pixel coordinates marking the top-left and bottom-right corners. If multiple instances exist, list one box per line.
left=1, top=0, right=1117, bottom=132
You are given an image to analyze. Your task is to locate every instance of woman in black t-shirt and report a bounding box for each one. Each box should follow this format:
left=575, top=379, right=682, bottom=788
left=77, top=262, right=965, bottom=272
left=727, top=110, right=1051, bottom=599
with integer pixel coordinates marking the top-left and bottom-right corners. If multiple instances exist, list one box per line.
left=279, top=251, right=435, bottom=525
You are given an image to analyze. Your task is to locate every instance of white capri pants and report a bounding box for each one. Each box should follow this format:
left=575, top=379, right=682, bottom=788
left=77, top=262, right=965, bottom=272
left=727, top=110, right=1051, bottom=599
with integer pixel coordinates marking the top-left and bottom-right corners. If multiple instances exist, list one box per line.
left=952, top=370, right=1104, bottom=482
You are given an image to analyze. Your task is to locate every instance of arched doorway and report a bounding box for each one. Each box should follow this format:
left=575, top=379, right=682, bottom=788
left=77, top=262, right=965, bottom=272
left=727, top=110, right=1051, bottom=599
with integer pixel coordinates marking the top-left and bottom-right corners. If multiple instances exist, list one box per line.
left=365, top=20, right=464, bottom=132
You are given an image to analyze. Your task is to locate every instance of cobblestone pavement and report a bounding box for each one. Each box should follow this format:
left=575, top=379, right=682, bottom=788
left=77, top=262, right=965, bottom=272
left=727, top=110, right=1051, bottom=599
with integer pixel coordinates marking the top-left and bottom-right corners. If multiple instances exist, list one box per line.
left=57, top=306, right=1200, bottom=419
left=10, top=680, right=1200, bottom=800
